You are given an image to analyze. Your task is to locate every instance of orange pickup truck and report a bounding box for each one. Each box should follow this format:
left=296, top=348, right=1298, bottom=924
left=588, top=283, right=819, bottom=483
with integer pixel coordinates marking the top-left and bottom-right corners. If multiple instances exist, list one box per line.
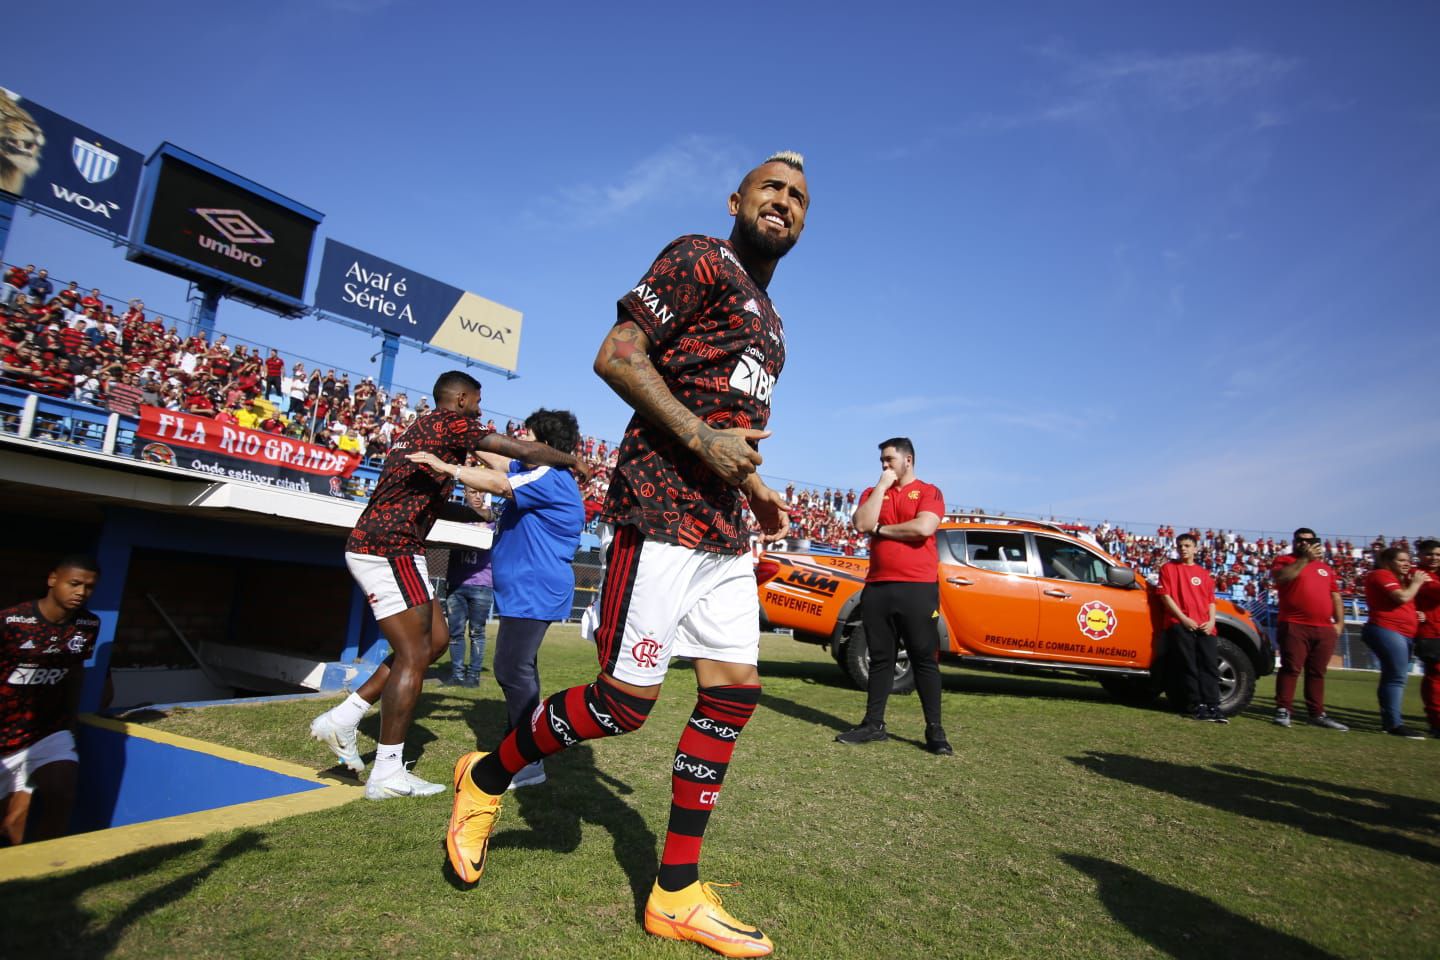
left=756, top=515, right=1273, bottom=716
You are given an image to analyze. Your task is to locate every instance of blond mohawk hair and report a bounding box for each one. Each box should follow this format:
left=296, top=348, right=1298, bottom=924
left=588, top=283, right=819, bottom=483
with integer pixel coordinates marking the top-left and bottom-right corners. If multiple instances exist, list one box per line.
left=764, top=150, right=805, bottom=171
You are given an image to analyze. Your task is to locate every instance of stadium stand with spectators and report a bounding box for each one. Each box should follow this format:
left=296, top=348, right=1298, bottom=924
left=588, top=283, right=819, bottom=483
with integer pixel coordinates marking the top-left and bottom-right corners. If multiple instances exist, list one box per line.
left=1, top=259, right=1428, bottom=617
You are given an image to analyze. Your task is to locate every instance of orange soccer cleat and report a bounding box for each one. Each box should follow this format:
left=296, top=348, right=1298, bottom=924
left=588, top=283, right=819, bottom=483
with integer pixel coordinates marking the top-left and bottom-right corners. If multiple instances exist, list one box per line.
left=445, top=751, right=504, bottom=884
left=644, top=880, right=774, bottom=957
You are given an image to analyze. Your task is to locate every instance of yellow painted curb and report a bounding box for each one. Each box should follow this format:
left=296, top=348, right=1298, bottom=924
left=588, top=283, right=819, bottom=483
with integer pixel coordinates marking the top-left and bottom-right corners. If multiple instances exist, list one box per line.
left=0, top=716, right=363, bottom=882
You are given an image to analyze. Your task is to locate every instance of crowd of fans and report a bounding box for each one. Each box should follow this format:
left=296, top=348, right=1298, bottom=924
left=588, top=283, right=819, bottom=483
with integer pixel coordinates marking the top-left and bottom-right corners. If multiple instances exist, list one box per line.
left=1091, top=524, right=1392, bottom=603
left=3, top=261, right=1426, bottom=603
left=0, top=262, right=465, bottom=462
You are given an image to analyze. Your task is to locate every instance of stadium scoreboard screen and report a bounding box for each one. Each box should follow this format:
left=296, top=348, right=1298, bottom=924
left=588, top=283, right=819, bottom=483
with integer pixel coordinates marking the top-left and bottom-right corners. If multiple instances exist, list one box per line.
left=128, top=144, right=322, bottom=312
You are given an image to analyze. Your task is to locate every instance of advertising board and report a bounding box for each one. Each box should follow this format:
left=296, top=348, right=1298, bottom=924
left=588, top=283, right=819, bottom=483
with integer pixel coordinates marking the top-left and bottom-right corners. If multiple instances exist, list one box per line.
left=128, top=144, right=322, bottom=312
left=313, top=239, right=522, bottom=373
left=0, top=86, right=143, bottom=236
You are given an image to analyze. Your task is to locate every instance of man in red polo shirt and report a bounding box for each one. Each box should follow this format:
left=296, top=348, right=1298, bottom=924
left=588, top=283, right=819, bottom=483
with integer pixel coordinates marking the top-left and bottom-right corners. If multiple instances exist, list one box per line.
left=838, top=437, right=951, bottom=754
left=1157, top=533, right=1225, bottom=723
left=1271, top=527, right=1348, bottom=731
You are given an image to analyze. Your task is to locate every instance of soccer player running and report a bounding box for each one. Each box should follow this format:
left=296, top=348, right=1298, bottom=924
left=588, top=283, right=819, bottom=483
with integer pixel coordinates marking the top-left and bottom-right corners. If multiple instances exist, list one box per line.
left=1, top=555, right=102, bottom=844
left=445, top=152, right=806, bottom=958
left=309, top=371, right=586, bottom=799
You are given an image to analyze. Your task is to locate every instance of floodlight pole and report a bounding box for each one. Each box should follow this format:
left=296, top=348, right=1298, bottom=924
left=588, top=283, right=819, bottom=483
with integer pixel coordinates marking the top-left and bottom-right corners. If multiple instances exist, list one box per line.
left=377, top=332, right=399, bottom=393
left=190, top=280, right=222, bottom=340
left=0, top=196, right=13, bottom=263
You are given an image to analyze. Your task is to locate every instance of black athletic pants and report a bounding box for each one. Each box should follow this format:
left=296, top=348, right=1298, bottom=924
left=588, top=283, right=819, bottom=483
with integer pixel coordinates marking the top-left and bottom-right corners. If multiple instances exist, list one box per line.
left=1167, top=623, right=1219, bottom=710
left=861, top=580, right=943, bottom=727
left=493, top=617, right=552, bottom=732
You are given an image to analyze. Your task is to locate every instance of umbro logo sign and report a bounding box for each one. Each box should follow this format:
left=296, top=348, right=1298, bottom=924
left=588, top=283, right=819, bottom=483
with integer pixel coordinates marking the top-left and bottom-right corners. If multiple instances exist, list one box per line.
left=197, top=208, right=274, bottom=245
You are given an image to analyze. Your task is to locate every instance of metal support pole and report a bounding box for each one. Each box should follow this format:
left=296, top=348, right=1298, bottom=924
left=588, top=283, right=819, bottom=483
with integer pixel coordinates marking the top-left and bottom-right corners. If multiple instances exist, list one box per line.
left=191, top=281, right=222, bottom=340
left=378, top=331, right=399, bottom=393
left=102, top=412, right=120, bottom=454
left=0, top=195, right=14, bottom=264
left=19, top=392, right=38, bottom=438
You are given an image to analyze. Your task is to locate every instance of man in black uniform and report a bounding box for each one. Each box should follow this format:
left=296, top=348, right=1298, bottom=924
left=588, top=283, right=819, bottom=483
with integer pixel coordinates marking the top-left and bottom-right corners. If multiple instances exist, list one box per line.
left=446, top=152, right=807, bottom=958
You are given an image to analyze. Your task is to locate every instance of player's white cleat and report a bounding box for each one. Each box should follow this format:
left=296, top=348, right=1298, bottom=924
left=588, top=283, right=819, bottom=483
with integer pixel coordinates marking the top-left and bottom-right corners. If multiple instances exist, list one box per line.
left=365, top=765, right=446, bottom=801
left=309, top=712, right=365, bottom=773
left=506, top=761, right=547, bottom=791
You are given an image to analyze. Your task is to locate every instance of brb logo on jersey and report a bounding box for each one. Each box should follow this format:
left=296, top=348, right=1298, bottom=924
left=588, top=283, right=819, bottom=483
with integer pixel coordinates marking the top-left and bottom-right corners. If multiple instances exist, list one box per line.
left=1077, top=600, right=1118, bottom=640
left=729, top=354, right=774, bottom=402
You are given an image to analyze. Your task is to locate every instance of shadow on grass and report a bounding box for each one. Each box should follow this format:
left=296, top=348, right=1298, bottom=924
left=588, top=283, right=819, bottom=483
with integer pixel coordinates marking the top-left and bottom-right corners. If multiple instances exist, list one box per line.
left=760, top=650, right=1126, bottom=711
left=455, top=697, right=659, bottom=922
left=494, top=746, right=657, bottom=921
left=0, top=831, right=266, bottom=958
left=1062, top=854, right=1341, bottom=959
left=940, top=668, right=1115, bottom=705
left=757, top=657, right=853, bottom=691
left=759, top=691, right=852, bottom=733
left=1071, top=752, right=1440, bottom=864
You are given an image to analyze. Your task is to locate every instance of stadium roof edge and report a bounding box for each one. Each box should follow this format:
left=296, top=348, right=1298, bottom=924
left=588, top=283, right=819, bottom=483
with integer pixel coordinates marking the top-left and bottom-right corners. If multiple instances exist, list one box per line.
left=0, top=435, right=490, bottom=549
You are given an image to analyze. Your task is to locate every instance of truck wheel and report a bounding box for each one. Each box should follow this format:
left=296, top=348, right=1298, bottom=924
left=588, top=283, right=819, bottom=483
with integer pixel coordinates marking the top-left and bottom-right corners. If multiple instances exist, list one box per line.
left=1215, top=635, right=1257, bottom=716
left=841, top=622, right=915, bottom=695
left=1099, top=673, right=1162, bottom=706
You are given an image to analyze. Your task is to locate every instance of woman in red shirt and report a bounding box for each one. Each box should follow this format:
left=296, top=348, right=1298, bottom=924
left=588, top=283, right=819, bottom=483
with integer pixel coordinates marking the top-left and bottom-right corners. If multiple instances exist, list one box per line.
left=1413, top=539, right=1440, bottom=738
left=1361, top=546, right=1430, bottom=738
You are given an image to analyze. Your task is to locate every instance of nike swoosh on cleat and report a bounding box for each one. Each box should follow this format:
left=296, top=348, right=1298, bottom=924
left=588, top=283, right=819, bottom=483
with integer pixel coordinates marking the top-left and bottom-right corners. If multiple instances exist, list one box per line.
left=710, top=916, right=764, bottom=938
left=658, top=911, right=678, bottom=920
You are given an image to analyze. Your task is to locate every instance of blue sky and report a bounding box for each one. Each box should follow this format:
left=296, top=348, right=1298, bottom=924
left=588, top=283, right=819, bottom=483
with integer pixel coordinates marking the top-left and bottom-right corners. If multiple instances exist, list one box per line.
left=7, top=1, right=1439, bottom=538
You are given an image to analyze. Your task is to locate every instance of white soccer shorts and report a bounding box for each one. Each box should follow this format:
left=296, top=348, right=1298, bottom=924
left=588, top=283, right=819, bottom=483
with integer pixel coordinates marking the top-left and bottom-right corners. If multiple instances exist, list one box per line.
left=592, top=525, right=760, bottom=685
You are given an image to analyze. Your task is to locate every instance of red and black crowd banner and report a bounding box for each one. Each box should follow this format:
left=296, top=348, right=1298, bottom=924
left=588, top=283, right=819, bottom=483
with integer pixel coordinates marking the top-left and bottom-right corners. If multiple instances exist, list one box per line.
left=134, top=405, right=360, bottom=497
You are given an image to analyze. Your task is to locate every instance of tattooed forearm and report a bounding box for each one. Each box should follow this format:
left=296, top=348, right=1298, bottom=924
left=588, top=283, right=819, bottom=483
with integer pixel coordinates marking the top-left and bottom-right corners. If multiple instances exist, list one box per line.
left=594, top=320, right=711, bottom=453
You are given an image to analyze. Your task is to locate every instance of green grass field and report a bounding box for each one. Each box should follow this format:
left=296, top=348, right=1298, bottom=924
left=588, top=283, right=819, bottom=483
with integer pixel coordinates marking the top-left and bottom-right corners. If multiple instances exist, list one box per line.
left=4, top=627, right=1438, bottom=959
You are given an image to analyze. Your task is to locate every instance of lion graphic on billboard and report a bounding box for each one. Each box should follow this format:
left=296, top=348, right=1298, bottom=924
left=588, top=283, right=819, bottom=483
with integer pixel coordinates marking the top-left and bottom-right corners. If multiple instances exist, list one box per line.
left=0, top=94, right=44, bottom=197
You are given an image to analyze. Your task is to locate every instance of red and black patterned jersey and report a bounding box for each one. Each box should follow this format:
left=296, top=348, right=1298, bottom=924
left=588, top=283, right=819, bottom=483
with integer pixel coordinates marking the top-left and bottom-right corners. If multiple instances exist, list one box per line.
left=601, top=235, right=787, bottom=555
left=0, top=601, right=100, bottom=754
left=346, top=408, right=492, bottom=557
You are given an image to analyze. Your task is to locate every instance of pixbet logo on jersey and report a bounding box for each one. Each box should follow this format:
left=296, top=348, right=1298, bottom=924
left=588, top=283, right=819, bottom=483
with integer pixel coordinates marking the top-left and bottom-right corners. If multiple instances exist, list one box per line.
left=194, top=208, right=273, bottom=268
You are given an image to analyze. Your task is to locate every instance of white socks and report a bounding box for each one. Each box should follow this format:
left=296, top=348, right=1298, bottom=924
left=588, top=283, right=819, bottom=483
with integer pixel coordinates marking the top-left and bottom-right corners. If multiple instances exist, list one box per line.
left=329, top=692, right=371, bottom=729
left=371, top=742, right=404, bottom=782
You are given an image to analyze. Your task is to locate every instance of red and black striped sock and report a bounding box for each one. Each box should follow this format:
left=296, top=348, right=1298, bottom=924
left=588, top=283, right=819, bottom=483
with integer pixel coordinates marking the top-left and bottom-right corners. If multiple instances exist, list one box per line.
left=657, top=684, right=761, bottom=892
left=471, top=677, right=653, bottom=795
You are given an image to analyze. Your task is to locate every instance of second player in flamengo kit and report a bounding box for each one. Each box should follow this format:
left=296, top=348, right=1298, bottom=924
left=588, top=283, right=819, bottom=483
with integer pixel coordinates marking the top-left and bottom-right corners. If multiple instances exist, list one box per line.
left=0, top=555, right=102, bottom=845
left=446, top=152, right=807, bottom=958
left=308, top=371, right=586, bottom=800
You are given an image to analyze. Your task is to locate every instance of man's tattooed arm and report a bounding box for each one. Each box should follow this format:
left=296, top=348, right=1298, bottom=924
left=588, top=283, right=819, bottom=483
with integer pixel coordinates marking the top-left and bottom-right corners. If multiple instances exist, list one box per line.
left=593, top=319, right=767, bottom=485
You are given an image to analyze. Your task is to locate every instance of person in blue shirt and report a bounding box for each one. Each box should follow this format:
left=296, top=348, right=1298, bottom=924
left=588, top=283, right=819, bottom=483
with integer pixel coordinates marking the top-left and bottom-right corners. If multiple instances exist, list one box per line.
left=408, top=408, right=584, bottom=789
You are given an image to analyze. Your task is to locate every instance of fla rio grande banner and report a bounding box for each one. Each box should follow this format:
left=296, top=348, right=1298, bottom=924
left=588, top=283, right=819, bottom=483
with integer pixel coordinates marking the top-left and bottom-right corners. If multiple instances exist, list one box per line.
left=134, top=406, right=360, bottom=496
left=312, top=239, right=523, bottom=374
